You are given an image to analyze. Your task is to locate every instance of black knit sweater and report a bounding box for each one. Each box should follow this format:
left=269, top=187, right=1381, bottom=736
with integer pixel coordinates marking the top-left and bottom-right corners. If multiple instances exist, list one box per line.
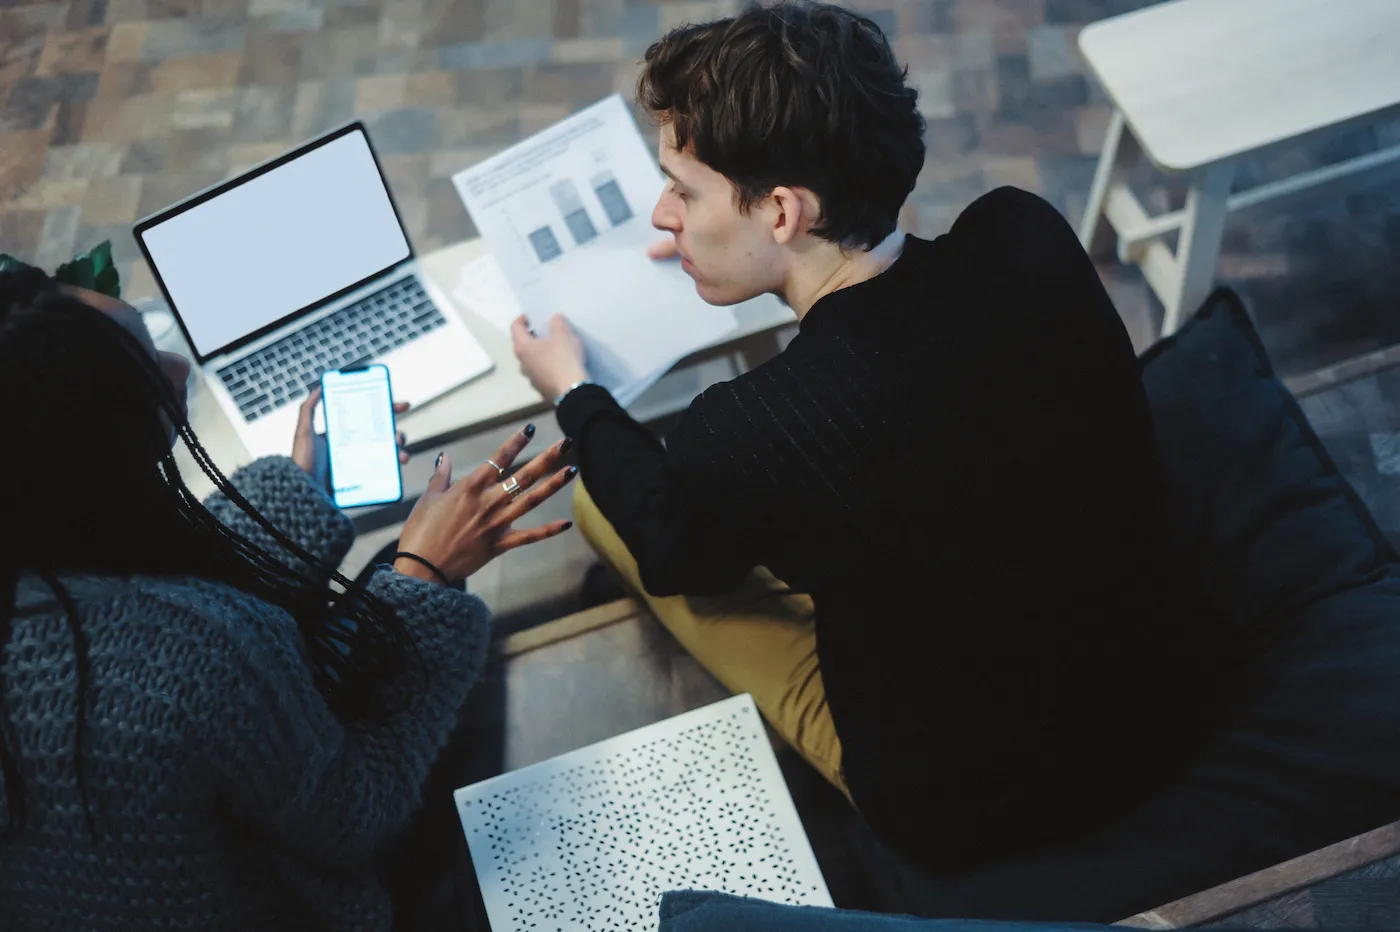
left=558, top=187, right=1207, bottom=871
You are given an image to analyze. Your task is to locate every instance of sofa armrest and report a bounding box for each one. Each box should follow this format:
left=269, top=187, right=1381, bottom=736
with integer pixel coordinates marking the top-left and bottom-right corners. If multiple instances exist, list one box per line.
left=1120, top=820, right=1400, bottom=928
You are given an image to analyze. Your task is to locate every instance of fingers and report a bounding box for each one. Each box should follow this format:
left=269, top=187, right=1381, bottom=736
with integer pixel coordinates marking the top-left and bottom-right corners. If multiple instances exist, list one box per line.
left=646, top=236, right=679, bottom=260
left=426, top=451, right=452, bottom=494
left=493, top=436, right=571, bottom=505
left=296, top=385, right=322, bottom=437
left=393, top=401, right=411, bottom=414
left=290, top=385, right=323, bottom=472
left=469, top=423, right=536, bottom=489
left=495, top=519, right=574, bottom=554
left=548, top=314, right=575, bottom=338
left=510, top=315, right=536, bottom=353
left=499, top=464, right=577, bottom=524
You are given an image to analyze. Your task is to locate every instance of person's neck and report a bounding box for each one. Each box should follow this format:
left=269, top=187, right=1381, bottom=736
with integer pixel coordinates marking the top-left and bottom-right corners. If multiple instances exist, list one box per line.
left=781, top=228, right=906, bottom=320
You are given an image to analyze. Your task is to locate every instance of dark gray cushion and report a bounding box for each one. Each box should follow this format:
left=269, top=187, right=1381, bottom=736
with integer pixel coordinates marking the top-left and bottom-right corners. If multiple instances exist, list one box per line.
left=656, top=890, right=1370, bottom=932
left=657, top=891, right=1112, bottom=932
left=845, top=289, right=1400, bottom=922
left=1140, top=289, right=1399, bottom=646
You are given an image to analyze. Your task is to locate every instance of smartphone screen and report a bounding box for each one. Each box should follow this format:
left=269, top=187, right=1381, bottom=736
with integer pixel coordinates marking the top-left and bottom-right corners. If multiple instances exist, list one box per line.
left=322, top=365, right=403, bottom=509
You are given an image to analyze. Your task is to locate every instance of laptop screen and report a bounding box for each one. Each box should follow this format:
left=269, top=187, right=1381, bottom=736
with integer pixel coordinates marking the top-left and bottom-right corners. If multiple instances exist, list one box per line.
left=136, top=126, right=411, bottom=360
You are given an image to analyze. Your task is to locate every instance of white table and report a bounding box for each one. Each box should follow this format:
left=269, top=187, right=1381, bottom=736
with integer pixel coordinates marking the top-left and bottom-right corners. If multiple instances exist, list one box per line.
left=175, top=237, right=796, bottom=501
left=1077, top=0, right=1400, bottom=335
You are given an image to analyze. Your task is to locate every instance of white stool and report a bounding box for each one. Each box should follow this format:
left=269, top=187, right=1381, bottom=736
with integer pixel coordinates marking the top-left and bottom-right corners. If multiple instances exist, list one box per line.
left=1077, top=0, right=1400, bottom=336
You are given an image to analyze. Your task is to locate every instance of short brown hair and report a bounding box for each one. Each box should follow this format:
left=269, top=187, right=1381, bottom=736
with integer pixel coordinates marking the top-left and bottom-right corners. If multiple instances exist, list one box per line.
left=638, top=1, right=925, bottom=250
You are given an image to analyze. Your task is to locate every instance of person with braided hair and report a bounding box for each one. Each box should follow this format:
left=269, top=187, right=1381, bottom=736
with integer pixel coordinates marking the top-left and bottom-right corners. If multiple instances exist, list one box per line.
left=0, top=259, right=577, bottom=930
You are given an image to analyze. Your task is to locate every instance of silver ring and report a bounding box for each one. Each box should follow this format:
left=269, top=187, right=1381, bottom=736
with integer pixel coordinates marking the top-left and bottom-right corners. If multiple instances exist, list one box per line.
left=501, top=475, right=522, bottom=500
left=486, top=458, right=505, bottom=478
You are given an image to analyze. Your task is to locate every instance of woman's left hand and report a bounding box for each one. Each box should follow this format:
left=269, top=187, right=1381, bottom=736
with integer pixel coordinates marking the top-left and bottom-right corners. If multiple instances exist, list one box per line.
left=292, top=385, right=411, bottom=478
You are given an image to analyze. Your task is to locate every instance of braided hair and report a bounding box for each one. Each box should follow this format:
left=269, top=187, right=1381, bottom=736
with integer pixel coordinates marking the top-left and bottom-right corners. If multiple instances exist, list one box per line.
left=0, top=264, right=421, bottom=843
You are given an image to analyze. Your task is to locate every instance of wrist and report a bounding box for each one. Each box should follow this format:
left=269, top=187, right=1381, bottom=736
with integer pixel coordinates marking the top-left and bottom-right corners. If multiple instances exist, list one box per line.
left=552, top=377, right=592, bottom=407
left=549, top=366, right=588, bottom=399
left=393, top=555, right=446, bottom=585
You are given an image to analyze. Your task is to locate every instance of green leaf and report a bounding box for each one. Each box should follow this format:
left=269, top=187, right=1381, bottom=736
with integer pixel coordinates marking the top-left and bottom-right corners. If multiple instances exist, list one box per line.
left=0, top=253, right=33, bottom=275
left=53, top=240, right=122, bottom=298
left=54, top=256, right=94, bottom=291
left=0, top=244, right=121, bottom=298
left=89, top=241, right=120, bottom=298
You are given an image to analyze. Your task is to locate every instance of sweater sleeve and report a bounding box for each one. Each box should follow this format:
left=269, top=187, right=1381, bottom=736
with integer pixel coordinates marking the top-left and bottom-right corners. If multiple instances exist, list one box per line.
left=557, top=384, right=755, bottom=596
left=203, top=455, right=355, bottom=578
left=199, top=569, right=489, bottom=866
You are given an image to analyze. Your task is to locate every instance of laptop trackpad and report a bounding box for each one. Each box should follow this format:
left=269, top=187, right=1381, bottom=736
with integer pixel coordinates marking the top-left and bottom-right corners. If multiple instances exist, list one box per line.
left=380, top=324, right=494, bottom=411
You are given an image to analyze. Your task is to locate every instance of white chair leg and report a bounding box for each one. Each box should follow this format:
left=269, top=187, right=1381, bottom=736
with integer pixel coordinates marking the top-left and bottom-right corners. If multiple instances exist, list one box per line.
left=1079, top=108, right=1126, bottom=250
left=1161, top=162, right=1234, bottom=336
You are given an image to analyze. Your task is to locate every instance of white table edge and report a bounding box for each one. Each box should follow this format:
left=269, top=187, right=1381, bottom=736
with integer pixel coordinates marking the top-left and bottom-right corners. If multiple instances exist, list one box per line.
left=1076, top=3, right=1400, bottom=174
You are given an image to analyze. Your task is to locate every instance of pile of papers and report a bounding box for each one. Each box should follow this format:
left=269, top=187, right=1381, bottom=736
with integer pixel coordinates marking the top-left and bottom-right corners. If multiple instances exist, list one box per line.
left=450, top=94, right=742, bottom=407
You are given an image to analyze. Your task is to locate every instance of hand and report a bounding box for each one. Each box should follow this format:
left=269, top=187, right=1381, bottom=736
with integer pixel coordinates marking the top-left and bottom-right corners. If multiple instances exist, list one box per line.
left=394, top=426, right=577, bottom=583
left=510, top=314, right=588, bottom=401
left=647, top=236, right=679, bottom=260
left=292, top=385, right=411, bottom=479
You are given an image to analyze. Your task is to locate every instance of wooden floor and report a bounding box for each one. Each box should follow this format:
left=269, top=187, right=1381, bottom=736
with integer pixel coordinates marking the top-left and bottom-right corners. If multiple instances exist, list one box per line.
left=495, top=600, right=729, bottom=771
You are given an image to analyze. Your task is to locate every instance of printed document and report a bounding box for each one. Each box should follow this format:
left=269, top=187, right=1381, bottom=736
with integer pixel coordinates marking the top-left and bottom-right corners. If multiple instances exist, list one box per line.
left=451, top=253, right=522, bottom=335
left=451, top=94, right=743, bottom=403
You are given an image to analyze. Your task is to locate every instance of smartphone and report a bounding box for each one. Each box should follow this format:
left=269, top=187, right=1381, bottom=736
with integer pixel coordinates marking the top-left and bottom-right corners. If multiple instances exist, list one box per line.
left=321, top=364, right=403, bottom=509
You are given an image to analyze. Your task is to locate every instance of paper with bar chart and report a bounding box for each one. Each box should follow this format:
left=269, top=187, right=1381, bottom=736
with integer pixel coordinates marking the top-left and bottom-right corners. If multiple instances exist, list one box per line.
left=451, top=94, right=741, bottom=405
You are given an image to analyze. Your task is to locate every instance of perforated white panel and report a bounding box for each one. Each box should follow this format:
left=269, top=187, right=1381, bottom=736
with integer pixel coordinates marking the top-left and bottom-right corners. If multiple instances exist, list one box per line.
left=455, top=694, right=833, bottom=931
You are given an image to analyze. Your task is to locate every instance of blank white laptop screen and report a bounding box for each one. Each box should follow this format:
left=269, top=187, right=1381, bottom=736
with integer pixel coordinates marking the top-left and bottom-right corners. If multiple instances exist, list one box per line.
left=139, top=129, right=411, bottom=359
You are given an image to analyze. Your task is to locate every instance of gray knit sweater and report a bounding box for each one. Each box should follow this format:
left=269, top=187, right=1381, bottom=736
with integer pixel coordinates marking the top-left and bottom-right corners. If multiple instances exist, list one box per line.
left=0, top=456, right=491, bottom=931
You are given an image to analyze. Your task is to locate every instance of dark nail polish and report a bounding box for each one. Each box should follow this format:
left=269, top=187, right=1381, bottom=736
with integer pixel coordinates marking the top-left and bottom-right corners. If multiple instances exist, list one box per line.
left=559, top=437, right=574, bottom=454
left=562, top=521, right=574, bottom=531
left=564, top=465, right=578, bottom=480
left=434, top=452, right=443, bottom=468
left=523, top=423, right=536, bottom=438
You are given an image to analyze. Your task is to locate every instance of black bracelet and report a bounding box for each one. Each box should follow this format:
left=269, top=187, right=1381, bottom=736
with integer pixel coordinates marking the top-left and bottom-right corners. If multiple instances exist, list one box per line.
left=392, top=551, right=452, bottom=586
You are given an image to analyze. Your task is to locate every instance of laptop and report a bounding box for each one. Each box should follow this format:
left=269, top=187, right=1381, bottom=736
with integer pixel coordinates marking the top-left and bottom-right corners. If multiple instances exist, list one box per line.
left=134, top=122, right=493, bottom=459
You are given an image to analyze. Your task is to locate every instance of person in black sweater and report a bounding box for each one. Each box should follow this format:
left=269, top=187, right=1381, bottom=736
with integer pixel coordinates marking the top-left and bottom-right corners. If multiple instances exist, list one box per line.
left=512, top=1, right=1211, bottom=872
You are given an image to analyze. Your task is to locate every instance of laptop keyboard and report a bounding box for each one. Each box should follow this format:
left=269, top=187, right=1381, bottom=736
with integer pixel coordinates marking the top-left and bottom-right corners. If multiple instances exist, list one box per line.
left=215, top=276, right=446, bottom=422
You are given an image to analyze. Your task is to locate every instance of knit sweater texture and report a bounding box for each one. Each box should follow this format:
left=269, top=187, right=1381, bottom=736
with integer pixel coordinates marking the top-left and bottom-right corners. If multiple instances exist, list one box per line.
left=0, top=456, right=490, bottom=931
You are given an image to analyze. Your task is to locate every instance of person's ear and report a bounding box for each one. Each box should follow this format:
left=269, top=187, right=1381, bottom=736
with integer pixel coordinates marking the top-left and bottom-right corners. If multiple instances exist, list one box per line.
left=769, top=186, right=821, bottom=246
